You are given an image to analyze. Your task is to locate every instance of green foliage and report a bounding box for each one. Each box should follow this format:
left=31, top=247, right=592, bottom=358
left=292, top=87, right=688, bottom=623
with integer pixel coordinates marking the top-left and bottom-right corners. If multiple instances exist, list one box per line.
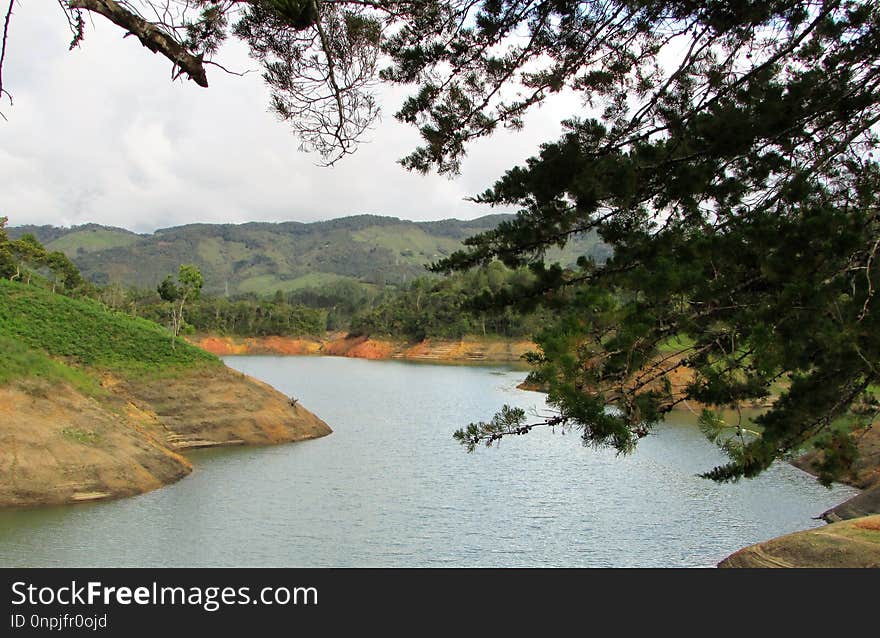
left=0, top=336, right=104, bottom=396
left=453, top=405, right=572, bottom=452
left=8, top=1, right=879, bottom=487
left=136, top=291, right=327, bottom=337
left=159, top=264, right=203, bottom=304
left=9, top=233, right=47, bottom=282
left=696, top=409, right=763, bottom=474
left=809, top=430, right=862, bottom=488
left=0, top=217, right=15, bottom=280
left=0, top=222, right=85, bottom=293
left=0, top=279, right=217, bottom=376
left=46, top=227, right=140, bottom=255
left=453, top=405, right=529, bottom=453
left=433, top=1, right=880, bottom=483
left=268, top=0, right=318, bottom=30
left=61, top=428, right=100, bottom=445
left=350, top=263, right=550, bottom=340
left=697, top=410, right=729, bottom=446
left=177, top=264, right=204, bottom=299
left=157, top=275, right=181, bottom=303
left=158, top=264, right=204, bottom=343
left=103, top=259, right=552, bottom=341
left=44, top=251, right=84, bottom=291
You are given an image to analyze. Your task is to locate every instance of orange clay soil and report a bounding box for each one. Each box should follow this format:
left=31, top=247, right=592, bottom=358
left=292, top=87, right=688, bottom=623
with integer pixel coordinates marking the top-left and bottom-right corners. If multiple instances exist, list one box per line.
left=190, top=333, right=536, bottom=363
left=0, top=366, right=331, bottom=508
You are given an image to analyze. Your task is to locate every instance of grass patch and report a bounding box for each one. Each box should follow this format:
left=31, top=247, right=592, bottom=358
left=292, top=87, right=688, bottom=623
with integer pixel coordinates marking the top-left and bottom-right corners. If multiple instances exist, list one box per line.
left=0, top=279, right=219, bottom=378
left=237, top=272, right=357, bottom=295
left=48, top=229, right=139, bottom=255
left=657, top=334, right=697, bottom=354
left=0, top=336, right=105, bottom=396
left=352, top=226, right=462, bottom=262
left=61, top=428, right=100, bottom=445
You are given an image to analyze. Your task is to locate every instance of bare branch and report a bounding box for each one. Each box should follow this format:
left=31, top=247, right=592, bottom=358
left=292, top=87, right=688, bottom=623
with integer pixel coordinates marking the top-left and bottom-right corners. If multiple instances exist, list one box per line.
left=67, top=0, right=209, bottom=87
left=0, top=0, right=14, bottom=109
left=204, top=59, right=254, bottom=78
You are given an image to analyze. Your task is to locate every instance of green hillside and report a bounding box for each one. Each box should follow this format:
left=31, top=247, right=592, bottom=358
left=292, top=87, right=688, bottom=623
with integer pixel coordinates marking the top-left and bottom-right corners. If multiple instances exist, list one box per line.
left=47, top=227, right=140, bottom=254
left=0, top=279, right=218, bottom=377
left=10, top=215, right=608, bottom=296
left=0, top=335, right=104, bottom=395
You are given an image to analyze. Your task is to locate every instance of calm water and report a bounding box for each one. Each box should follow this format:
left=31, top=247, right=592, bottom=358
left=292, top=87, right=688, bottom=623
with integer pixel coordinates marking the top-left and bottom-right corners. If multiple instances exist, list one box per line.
left=0, top=356, right=857, bottom=567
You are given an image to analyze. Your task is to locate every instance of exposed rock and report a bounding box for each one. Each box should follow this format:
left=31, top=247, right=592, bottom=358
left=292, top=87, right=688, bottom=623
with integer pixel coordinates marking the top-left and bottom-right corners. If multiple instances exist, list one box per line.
left=0, top=366, right=331, bottom=508
left=123, top=366, right=331, bottom=449
left=821, top=484, right=880, bottom=522
left=718, top=515, right=880, bottom=568
left=0, top=382, right=191, bottom=507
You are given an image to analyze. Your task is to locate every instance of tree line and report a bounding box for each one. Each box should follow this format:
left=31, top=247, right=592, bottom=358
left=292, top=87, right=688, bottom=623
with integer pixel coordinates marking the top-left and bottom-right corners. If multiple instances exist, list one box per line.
left=349, top=262, right=549, bottom=340
left=108, top=262, right=544, bottom=341
left=0, top=218, right=83, bottom=292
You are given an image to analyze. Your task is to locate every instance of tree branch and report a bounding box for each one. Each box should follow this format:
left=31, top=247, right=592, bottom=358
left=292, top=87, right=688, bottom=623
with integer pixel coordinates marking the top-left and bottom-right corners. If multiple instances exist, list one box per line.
left=0, top=0, right=14, bottom=113
left=67, top=0, right=209, bottom=87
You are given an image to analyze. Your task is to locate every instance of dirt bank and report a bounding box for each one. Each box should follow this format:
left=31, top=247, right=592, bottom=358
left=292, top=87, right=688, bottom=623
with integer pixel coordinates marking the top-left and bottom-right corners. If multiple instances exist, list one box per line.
left=0, top=367, right=331, bottom=508
left=821, top=484, right=880, bottom=522
left=190, top=333, right=536, bottom=364
left=0, top=382, right=191, bottom=507
left=790, top=423, right=880, bottom=523
left=123, top=366, right=332, bottom=450
left=718, top=515, right=880, bottom=567
left=793, top=423, right=880, bottom=490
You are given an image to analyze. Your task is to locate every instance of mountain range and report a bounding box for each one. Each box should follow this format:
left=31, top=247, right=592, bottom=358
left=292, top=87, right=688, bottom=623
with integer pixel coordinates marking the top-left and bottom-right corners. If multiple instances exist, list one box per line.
left=9, top=214, right=608, bottom=296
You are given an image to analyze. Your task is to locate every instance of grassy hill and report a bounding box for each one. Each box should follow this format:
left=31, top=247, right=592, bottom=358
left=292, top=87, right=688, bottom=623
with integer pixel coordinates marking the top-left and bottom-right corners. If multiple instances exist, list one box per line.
left=0, top=279, right=329, bottom=508
left=10, top=214, right=609, bottom=296
left=9, top=223, right=140, bottom=253
left=0, top=279, right=217, bottom=377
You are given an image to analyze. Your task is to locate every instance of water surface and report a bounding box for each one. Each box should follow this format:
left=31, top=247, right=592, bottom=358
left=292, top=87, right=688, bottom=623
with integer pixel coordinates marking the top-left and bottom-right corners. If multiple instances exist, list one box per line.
left=0, top=356, right=857, bottom=567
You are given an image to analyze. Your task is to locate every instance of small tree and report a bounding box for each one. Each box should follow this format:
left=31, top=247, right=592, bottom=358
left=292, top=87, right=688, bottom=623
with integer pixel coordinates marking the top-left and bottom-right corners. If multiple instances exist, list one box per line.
left=0, top=217, right=15, bottom=280
left=157, top=264, right=203, bottom=348
left=9, top=234, right=46, bottom=284
left=44, top=251, right=83, bottom=293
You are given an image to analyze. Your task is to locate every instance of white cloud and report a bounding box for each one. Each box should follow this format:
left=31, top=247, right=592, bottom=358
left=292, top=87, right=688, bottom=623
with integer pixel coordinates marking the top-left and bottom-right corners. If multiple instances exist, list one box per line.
left=0, top=3, right=580, bottom=231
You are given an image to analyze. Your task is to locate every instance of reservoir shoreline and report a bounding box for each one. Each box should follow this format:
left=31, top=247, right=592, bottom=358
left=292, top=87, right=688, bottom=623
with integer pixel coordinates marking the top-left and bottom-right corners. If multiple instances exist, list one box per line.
left=0, top=365, right=331, bottom=509
left=189, top=332, right=536, bottom=364
left=0, top=355, right=857, bottom=568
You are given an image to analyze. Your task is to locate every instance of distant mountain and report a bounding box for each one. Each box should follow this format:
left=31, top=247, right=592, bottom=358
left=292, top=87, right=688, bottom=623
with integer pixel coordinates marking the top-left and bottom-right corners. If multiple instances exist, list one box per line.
left=9, top=214, right=608, bottom=296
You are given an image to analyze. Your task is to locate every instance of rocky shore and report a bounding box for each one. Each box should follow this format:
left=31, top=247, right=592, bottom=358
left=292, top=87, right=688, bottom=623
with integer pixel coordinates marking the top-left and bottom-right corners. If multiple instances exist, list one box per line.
left=718, top=515, right=880, bottom=568
left=0, top=365, right=331, bottom=508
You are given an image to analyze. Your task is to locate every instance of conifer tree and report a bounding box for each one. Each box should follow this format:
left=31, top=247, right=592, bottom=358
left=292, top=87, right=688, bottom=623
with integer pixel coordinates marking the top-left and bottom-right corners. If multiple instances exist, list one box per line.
left=3, top=1, right=879, bottom=481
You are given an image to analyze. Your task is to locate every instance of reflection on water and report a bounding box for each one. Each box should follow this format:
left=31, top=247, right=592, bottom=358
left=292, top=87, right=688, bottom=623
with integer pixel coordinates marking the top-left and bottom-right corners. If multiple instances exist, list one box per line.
left=0, top=356, right=857, bottom=567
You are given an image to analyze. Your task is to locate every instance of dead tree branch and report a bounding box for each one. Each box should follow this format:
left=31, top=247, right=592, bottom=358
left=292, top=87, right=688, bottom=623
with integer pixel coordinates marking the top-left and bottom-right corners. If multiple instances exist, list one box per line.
left=67, top=0, right=209, bottom=87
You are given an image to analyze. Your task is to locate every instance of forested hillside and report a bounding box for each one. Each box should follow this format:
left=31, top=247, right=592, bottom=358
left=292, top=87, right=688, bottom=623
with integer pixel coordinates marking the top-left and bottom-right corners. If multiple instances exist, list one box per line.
left=9, top=215, right=608, bottom=296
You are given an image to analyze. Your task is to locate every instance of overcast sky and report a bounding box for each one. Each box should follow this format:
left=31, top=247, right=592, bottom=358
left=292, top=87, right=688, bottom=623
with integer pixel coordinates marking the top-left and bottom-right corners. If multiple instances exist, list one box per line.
left=0, top=4, right=579, bottom=233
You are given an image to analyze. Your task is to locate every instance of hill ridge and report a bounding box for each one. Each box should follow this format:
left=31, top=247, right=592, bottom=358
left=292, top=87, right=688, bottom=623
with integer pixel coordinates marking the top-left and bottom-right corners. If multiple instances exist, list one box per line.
left=10, top=214, right=608, bottom=296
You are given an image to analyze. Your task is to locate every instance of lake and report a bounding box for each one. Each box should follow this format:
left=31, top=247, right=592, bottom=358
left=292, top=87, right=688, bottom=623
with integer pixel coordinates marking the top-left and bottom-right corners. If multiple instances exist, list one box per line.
left=0, top=356, right=858, bottom=567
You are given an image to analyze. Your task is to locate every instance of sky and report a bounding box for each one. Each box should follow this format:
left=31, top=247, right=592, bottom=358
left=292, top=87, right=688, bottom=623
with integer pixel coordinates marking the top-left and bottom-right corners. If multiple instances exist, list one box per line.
left=0, top=4, right=580, bottom=233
